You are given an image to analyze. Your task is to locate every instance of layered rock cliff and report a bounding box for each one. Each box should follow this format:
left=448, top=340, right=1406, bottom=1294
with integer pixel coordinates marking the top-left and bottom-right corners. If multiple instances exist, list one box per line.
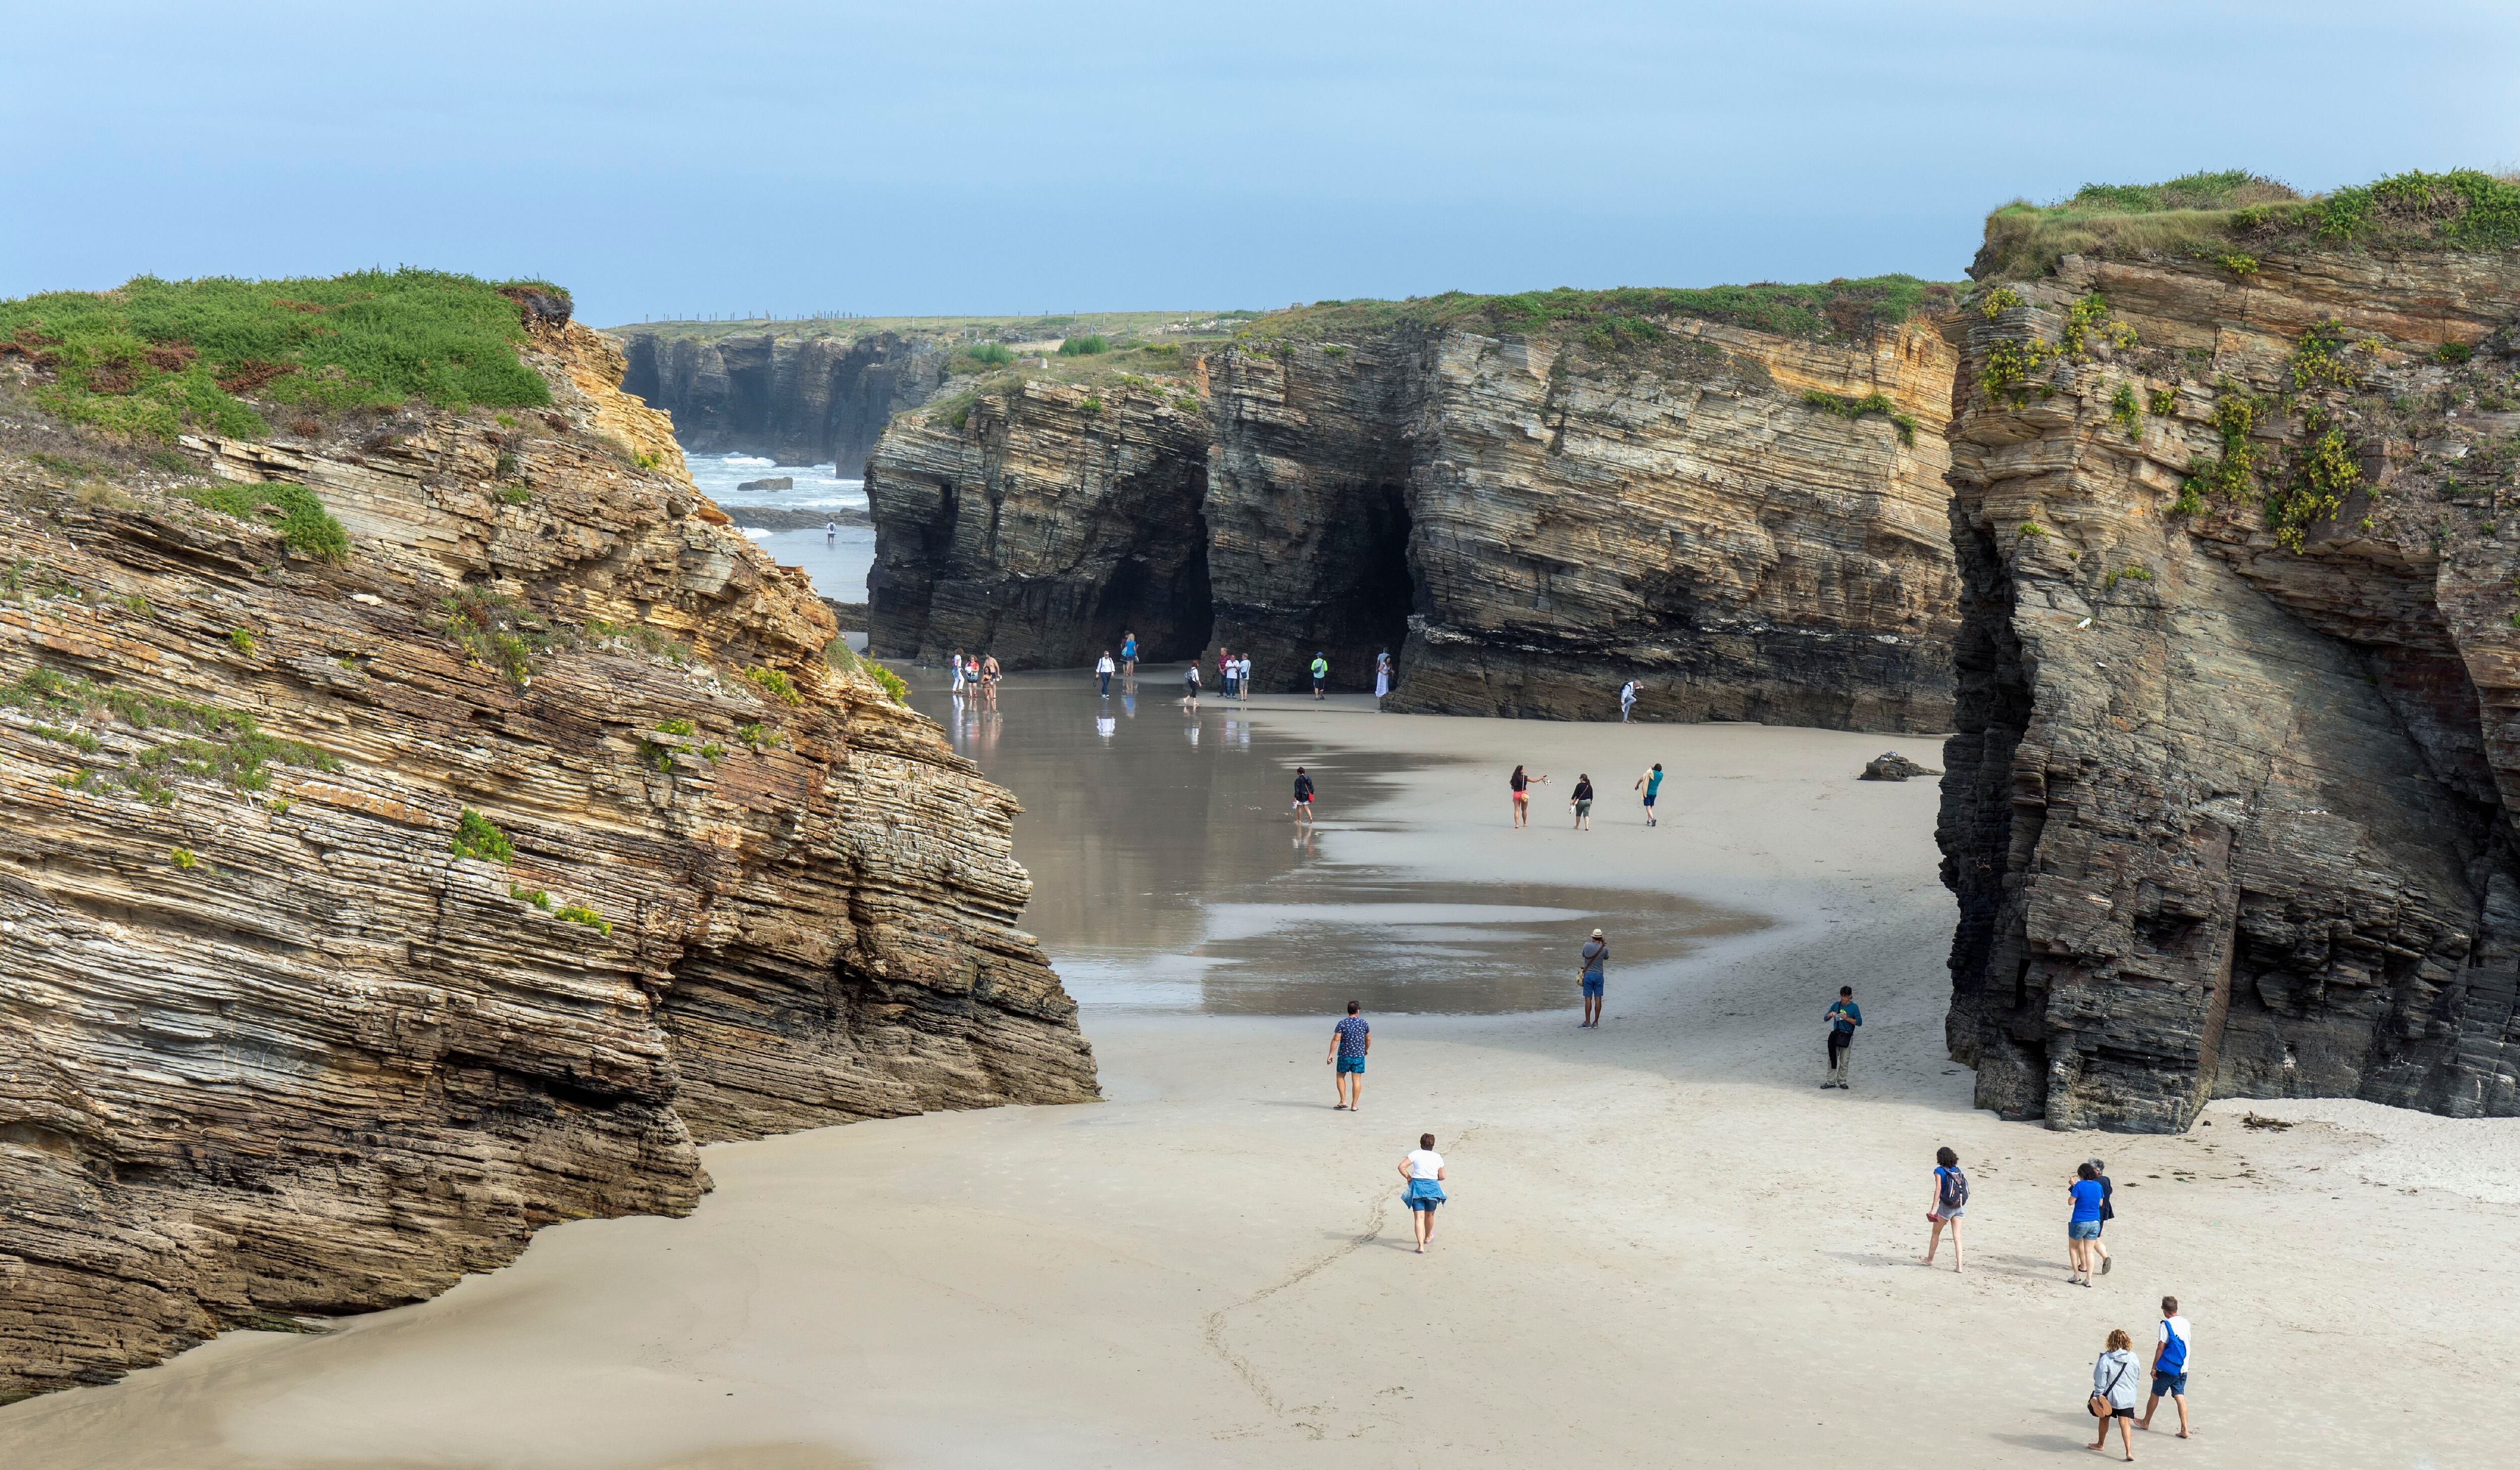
left=614, top=328, right=947, bottom=469
left=1938, top=172, right=2520, bottom=1131
left=0, top=300, right=1094, bottom=1397
left=866, top=374, right=1214, bottom=666
left=865, top=287, right=1962, bottom=730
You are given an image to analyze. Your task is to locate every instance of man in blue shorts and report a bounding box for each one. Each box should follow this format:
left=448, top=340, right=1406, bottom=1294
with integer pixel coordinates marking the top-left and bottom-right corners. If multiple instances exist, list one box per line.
left=1579, top=928, right=1609, bottom=1027
left=1326, top=1000, right=1369, bottom=1110
left=2139, top=1297, right=2194, bottom=1438
left=1634, top=762, right=1664, bottom=827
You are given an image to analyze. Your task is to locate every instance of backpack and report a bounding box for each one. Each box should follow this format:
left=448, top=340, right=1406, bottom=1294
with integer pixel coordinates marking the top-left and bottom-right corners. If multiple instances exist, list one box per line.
left=1938, top=1167, right=1968, bottom=1210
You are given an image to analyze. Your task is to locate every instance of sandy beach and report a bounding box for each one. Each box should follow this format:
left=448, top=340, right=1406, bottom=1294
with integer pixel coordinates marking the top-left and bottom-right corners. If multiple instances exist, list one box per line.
left=6, top=692, right=2515, bottom=1469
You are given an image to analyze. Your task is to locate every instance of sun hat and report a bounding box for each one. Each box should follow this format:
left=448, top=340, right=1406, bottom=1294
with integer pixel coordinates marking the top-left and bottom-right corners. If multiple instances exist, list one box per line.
left=1591, top=928, right=1605, bottom=938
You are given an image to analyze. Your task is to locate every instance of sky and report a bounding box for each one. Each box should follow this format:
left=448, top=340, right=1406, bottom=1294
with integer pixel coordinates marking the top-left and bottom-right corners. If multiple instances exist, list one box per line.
left=7, top=1, right=2518, bottom=328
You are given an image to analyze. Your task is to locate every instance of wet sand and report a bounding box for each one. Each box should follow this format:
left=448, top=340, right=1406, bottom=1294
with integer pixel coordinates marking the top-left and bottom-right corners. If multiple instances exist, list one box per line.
left=5, top=690, right=2516, bottom=1468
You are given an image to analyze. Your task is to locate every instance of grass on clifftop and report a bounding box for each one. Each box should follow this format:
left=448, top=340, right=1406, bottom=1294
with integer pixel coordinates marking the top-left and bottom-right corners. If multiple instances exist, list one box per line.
left=1246, top=276, right=1963, bottom=349
left=0, top=269, right=560, bottom=443
left=1974, top=168, right=2520, bottom=281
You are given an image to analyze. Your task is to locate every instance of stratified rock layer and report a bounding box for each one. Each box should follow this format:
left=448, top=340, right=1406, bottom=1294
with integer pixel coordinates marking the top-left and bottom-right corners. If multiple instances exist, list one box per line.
left=865, top=378, right=1215, bottom=667
left=614, top=329, right=947, bottom=470
left=1207, top=322, right=1961, bottom=723
left=1938, top=249, right=2520, bottom=1131
left=0, top=319, right=1093, bottom=1397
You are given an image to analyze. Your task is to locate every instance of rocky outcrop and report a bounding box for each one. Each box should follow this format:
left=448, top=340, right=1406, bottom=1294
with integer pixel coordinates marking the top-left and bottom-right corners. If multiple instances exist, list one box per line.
left=613, top=329, right=947, bottom=469
left=865, top=377, right=1215, bottom=667
left=862, top=304, right=1960, bottom=726
left=1938, top=240, right=2520, bottom=1131
left=0, top=315, right=1093, bottom=1397
left=1207, top=320, right=1961, bottom=724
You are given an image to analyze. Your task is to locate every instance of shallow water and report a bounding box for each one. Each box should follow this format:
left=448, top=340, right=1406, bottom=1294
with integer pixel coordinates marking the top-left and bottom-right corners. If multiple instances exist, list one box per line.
left=685, top=452, right=873, bottom=601
left=905, top=668, right=1757, bottom=1015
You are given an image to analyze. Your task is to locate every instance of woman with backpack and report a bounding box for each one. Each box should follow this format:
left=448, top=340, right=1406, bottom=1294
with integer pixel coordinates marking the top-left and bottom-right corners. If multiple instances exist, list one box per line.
left=1922, top=1147, right=1966, bottom=1272
left=2088, top=1327, right=2139, bottom=1460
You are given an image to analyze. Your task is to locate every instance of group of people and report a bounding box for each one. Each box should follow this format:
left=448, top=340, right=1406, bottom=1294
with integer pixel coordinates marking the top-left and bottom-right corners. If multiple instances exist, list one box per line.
left=948, top=649, right=1001, bottom=699
left=1078, top=642, right=1400, bottom=705
left=1503, top=763, right=1665, bottom=829
left=1921, top=1147, right=2195, bottom=1457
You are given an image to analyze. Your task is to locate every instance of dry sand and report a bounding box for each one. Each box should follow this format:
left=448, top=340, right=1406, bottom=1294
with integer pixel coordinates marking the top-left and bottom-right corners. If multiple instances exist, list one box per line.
left=6, top=705, right=2516, bottom=1469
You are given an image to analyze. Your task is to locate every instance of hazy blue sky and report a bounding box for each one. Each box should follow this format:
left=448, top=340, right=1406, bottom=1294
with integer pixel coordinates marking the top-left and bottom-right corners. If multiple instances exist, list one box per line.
left=8, top=1, right=2517, bottom=326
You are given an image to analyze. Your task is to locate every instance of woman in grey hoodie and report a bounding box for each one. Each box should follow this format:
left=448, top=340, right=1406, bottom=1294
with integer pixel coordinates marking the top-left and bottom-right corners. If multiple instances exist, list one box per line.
left=2089, top=1327, right=2138, bottom=1460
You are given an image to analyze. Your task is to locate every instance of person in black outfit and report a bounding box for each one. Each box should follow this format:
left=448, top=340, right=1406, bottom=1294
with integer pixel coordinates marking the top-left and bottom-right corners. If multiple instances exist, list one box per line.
left=1292, top=766, right=1316, bottom=827
left=1571, top=773, right=1594, bottom=830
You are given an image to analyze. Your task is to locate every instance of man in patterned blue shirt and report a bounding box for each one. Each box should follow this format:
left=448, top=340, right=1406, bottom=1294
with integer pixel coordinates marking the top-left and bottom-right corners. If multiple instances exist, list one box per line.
left=1327, top=1000, right=1371, bottom=1111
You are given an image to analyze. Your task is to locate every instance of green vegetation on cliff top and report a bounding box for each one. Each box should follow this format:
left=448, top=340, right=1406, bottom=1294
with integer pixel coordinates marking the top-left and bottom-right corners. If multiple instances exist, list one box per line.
left=1247, top=275, right=1962, bottom=348
left=0, top=269, right=559, bottom=443
left=1975, top=167, right=2520, bottom=281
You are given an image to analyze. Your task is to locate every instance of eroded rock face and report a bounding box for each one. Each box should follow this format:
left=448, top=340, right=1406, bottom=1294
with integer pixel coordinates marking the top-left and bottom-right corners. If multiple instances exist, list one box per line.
left=0, top=320, right=1094, bottom=1397
left=613, top=329, right=947, bottom=470
left=1938, top=249, right=2520, bottom=1132
left=865, top=378, right=1215, bottom=667
left=1207, top=322, right=1961, bottom=723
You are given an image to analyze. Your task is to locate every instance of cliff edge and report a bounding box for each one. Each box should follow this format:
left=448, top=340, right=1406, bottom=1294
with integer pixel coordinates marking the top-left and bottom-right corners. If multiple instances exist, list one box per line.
left=1938, top=170, right=2520, bottom=1131
left=0, top=273, right=1095, bottom=1398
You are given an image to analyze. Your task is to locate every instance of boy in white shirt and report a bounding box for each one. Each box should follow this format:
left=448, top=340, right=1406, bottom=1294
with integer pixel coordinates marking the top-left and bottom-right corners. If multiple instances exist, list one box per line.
left=2138, top=1296, right=2194, bottom=1438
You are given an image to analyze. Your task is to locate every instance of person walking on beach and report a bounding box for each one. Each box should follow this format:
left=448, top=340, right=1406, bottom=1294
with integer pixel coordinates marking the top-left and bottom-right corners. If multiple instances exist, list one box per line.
left=1822, top=986, right=1861, bottom=1087
left=2088, top=1328, right=2139, bottom=1460
left=1509, top=764, right=1548, bottom=827
left=1571, top=773, right=1594, bottom=830
left=2085, top=1156, right=2116, bottom=1277
left=1375, top=649, right=1393, bottom=700
left=1579, top=928, right=1609, bottom=1026
left=1400, top=1133, right=1448, bottom=1253
left=1292, top=766, right=1316, bottom=827
left=1096, top=650, right=1115, bottom=696
left=2137, top=1296, right=2193, bottom=1439
left=1619, top=679, right=1638, bottom=722
left=1181, top=660, right=1202, bottom=708
left=1327, top=1001, right=1370, bottom=1110
left=1922, top=1146, right=1966, bottom=1272
left=1634, top=762, right=1664, bottom=826
left=1120, top=631, right=1138, bottom=679
left=2067, top=1161, right=2107, bottom=1285
left=1310, top=652, right=1330, bottom=699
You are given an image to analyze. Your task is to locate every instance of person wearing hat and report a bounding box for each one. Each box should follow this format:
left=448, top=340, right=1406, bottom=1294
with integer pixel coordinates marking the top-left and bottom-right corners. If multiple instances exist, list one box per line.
left=1579, top=928, right=1610, bottom=1027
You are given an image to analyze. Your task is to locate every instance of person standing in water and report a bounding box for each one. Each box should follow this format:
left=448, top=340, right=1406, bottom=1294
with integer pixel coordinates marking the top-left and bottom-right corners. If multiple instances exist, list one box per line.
left=1399, top=1133, right=1447, bottom=1253
left=1508, top=764, right=1548, bottom=827
left=1326, top=1000, right=1369, bottom=1110
left=1823, top=985, right=1861, bottom=1087
left=2089, top=1328, right=2139, bottom=1460
left=1634, top=762, right=1664, bottom=826
left=1120, top=631, right=1138, bottom=679
left=1292, top=766, right=1316, bottom=827
left=1579, top=928, right=1608, bottom=1027
left=1310, top=652, right=1330, bottom=699
left=981, top=653, right=1002, bottom=703
left=1181, top=660, right=1202, bottom=708
left=1570, top=773, right=1594, bottom=830
left=2138, top=1296, right=2194, bottom=1439
left=2067, top=1161, right=2107, bottom=1285
left=1096, top=650, right=1115, bottom=696
left=950, top=649, right=968, bottom=694
left=1619, top=679, right=1638, bottom=722
left=1374, top=649, right=1393, bottom=700
left=824, top=517, right=838, bottom=548
left=1922, top=1147, right=1966, bottom=1272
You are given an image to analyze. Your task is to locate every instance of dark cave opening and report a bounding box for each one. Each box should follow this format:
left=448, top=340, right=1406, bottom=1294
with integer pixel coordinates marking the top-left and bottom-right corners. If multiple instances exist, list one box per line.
left=1307, top=482, right=1415, bottom=689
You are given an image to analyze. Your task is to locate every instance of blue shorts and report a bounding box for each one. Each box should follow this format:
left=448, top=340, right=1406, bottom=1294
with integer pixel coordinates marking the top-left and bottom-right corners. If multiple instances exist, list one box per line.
left=1337, top=1056, right=1365, bottom=1074
left=2152, top=1371, right=2187, bottom=1398
left=2069, top=1219, right=2102, bottom=1240
left=1405, top=1178, right=1446, bottom=1211
left=1581, top=975, right=1604, bottom=998
left=1642, top=794, right=1657, bottom=807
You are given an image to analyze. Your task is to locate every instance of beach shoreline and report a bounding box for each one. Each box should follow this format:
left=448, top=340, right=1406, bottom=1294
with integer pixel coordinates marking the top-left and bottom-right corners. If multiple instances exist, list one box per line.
left=4, top=699, right=2514, bottom=1469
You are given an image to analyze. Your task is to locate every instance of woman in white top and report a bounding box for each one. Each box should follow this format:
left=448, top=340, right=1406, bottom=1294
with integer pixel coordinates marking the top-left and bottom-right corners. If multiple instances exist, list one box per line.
left=1374, top=649, right=1393, bottom=700
left=1399, top=1133, right=1448, bottom=1254
left=950, top=650, right=968, bottom=693
left=1236, top=654, right=1252, bottom=698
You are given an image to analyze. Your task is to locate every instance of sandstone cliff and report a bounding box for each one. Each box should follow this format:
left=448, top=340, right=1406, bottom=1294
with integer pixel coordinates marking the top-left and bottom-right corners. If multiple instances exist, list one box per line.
left=865, top=285, right=1962, bottom=731
left=0, top=295, right=1094, bottom=1397
left=614, top=328, right=947, bottom=469
left=1937, top=171, right=2520, bottom=1131
left=866, top=373, right=1214, bottom=666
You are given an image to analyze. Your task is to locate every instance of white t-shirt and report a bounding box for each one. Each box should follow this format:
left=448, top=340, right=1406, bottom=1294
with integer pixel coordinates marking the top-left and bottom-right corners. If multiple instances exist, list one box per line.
left=2158, top=1316, right=2192, bottom=1363
left=1406, top=1149, right=1443, bottom=1180
left=1096, top=656, right=1115, bottom=673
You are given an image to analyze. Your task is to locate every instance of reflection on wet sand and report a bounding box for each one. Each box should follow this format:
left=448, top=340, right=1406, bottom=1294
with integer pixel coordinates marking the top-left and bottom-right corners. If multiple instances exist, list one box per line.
left=910, top=668, right=1761, bottom=1014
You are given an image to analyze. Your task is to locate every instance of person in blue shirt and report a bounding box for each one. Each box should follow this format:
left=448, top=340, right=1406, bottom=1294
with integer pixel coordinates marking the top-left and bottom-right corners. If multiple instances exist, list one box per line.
left=1120, top=631, right=1138, bottom=678
left=1633, top=763, right=1664, bottom=827
left=1325, top=1000, right=1370, bottom=1111
left=1823, top=986, right=1862, bottom=1088
left=2067, top=1160, right=2108, bottom=1285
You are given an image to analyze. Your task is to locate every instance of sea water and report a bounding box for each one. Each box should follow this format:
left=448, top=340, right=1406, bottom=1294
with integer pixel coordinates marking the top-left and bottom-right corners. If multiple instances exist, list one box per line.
left=684, top=452, right=875, bottom=602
